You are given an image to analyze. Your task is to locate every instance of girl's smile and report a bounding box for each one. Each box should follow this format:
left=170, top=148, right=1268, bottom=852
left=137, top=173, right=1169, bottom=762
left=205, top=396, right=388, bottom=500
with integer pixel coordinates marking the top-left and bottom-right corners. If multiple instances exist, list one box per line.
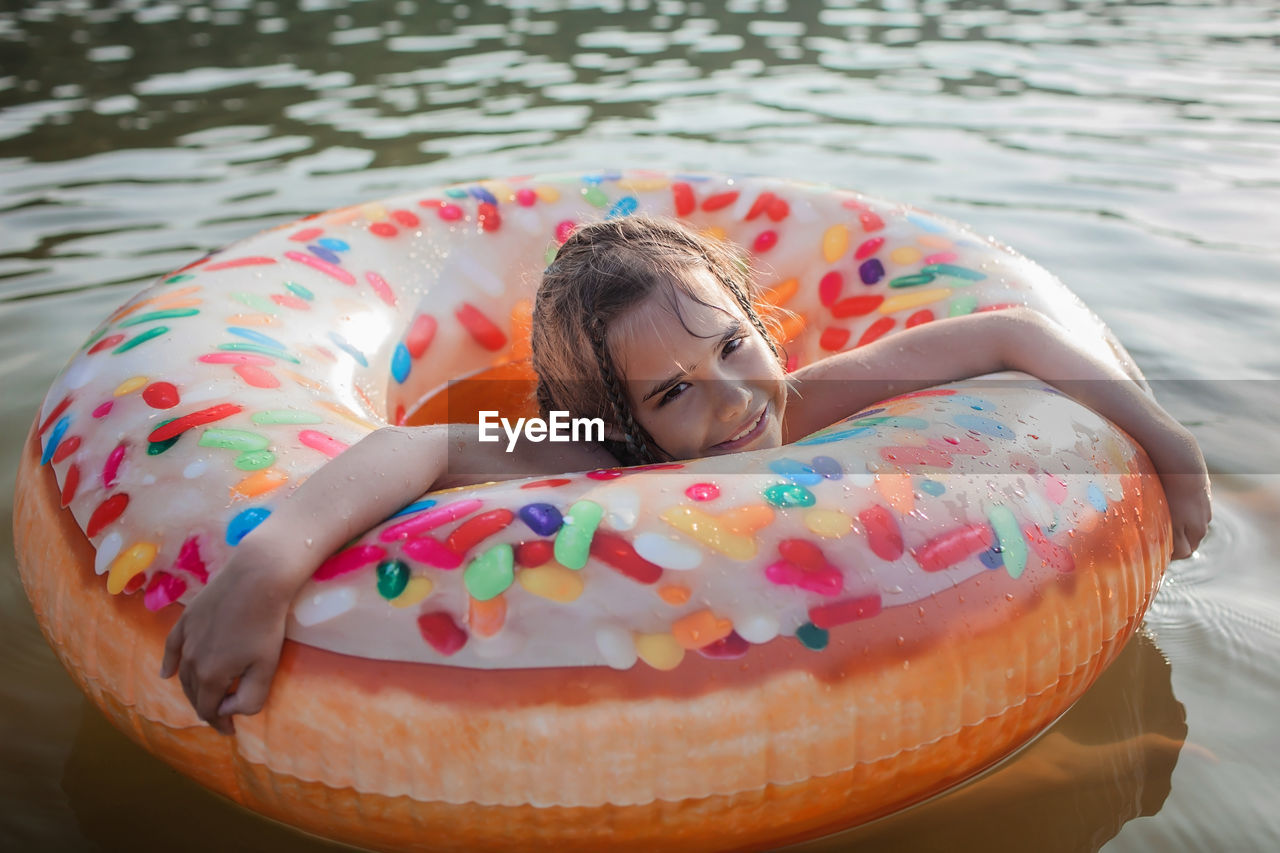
left=609, top=269, right=787, bottom=460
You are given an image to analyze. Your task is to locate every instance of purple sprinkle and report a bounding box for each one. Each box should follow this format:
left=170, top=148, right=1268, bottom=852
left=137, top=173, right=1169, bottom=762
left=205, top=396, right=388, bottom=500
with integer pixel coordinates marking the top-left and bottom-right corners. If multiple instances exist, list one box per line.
left=519, top=503, right=563, bottom=536
left=859, top=258, right=884, bottom=285
left=810, top=455, right=844, bottom=479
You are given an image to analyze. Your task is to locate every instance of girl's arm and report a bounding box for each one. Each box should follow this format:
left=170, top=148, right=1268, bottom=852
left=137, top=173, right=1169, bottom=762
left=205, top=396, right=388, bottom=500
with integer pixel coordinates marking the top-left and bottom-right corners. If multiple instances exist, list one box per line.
left=784, top=308, right=1210, bottom=559
left=160, top=423, right=615, bottom=733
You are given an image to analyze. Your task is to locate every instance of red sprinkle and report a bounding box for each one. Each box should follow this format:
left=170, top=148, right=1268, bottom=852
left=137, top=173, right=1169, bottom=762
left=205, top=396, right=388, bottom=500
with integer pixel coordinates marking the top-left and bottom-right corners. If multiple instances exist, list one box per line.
left=818, top=271, right=843, bottom=307
left=456, top=303, right=507, bottom=351
left=819, top=326, right=851, bottom=351
left=446, top=509, right=515, bottom=555
left=745, top=191, right=776, bottom=221
left=859, top=210, right=885, bottom=232
left=906, top=309, right=935, bottom=328
left=60, top=464, right=80, bottom=508
left=476, top=202, right=500, bottom=232
left=879, top=445, right=953, bottom=468
left=585, top=468, right=623, bottom=481
left=148, top=403, right=243, bottom=443
left=87, top=493, right=129, bottom=538
left=124, top=572, right=147, bottom=594
left=391, top=209, right=420, bottom=228
left=809, top=594, right=883, bottom=629
left=315, top=544, right=386, bottom=581
left=831, top=294, right=884, bottom=318
left=589, top=532, right=663, bottom=585
left=697, top=631, right=750, bottom=659
left=418, top=611, right=467, bottom=655
left=290, top=227, right=323, bottom=242
left=406, top=314, right=437, bottom=358
left=521, top=478, right=572, bottom=489
left=403, top=536, right=464, bottom=569
left=685, top=482, right=720, bottom=502
left=555, top=220, right=577, bottom=244
left=204, top=256, right=277, bottom=272
left=102, top=444, right=126, bottom=488
left=369, top=222, right=398, bottom=238
left=858, top=506, right=904, bottom=561
left=88, top=334, right=125, bottom=354
left=856, top=316, right=895, bottom=347
left=672, top=182, right=696, bottom=216
left=854, top=237, right=885, bottom=260
left=514, top=539, right=554, bottom=568
left=51, top=435, right=81, bottom=464
left=142, top=381, right=180, bottom=409
left=914, top=523, right=994, bottom=572
left=779, top=538, right=825, bottom=570
left=39, top=396, right=72, bottom=435
left=766, top=197, right=790, bottom=221
left=702, top=190, right=739, bottom=211
left=752, top=230, right=778, bottom=252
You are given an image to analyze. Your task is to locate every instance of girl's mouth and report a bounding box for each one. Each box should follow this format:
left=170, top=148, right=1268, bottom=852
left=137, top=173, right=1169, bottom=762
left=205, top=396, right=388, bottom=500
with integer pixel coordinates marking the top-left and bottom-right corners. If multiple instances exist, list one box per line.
left=711, top=406, right=768, bottom=452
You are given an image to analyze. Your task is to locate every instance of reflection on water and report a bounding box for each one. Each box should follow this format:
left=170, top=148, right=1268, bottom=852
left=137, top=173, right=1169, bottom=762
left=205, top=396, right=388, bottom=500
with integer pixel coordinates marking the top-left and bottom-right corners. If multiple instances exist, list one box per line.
left=2, top=0, right=1279, bottom=850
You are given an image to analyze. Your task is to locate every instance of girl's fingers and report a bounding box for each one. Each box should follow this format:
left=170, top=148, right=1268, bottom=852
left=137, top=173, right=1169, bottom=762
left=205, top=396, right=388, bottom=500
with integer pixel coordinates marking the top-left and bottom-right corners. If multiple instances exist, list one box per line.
left=160, top=623, right=183, bottom=678
left=217, top=663, right=273, bottom=718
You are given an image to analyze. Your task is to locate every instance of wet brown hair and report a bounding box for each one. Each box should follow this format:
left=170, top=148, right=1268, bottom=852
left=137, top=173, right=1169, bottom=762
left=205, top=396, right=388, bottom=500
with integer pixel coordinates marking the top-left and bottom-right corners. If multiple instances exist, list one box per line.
left=531, top=215, right=782, bottom=465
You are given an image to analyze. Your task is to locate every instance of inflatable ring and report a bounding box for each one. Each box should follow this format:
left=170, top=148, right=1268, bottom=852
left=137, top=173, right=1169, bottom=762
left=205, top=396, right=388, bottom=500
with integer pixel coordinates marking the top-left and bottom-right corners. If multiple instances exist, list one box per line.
left=14, top=172, right=1171, bottom=852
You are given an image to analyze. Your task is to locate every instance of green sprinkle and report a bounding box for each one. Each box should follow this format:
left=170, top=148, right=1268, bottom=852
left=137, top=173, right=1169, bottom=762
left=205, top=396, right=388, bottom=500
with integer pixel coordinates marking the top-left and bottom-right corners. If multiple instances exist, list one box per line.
left=234, top=292, right=279, bottom=314
left=285, top=282, right=313, bottom=300
left=148, top=434, right=180, bottom=455
left=164, top=274, right=195, bottom=284
left=199, top=428, right=270, bottom=451
left=113, top=326, right=169, bottom=353
left=888, top=273, right=937, bottom=289
left=922, top=263, right=985, bottom=282
left=234, top=449, right=276, bottom=471
left=376, top=559, right=410, bottom=600
left=555, top=500, right=603, bottom=570
left=544, top=245, right=558, bottom=266
left=83, top=327, right=108, bottom=349
left=120, top=308, right=199, bottom=326
left=987, top=505, right=1028, bottom=579
left=444, top=187, right=468, bottom=199
left=582, top=186, right=609, bottom=207
left=795, top=622, right=829, bottom=650
left=464, top=544, right=514, bottom=601
left=252, top=410, right=323, bottom=425
left=216, top=342, right=301, bottom=363
left=763, top=483, right=815, bottom=508
left=949, top=295, right=978, bottom=317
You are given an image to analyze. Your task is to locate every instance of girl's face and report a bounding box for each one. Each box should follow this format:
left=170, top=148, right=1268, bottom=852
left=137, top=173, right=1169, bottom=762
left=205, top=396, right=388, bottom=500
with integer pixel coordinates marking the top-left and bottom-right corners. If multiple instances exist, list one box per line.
left=609, top=269, right=787, bottom=461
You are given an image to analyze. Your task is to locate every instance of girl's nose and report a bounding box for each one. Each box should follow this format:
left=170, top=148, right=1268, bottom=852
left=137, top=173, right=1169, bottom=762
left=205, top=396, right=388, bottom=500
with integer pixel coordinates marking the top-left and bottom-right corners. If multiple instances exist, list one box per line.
left=715, top=382, right=752, bottom=422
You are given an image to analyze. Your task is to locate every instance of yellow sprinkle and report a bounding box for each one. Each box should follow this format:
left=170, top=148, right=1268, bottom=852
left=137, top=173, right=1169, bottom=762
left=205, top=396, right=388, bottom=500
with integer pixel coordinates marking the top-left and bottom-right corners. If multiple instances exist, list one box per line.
left=876, top=473, right=915, bottom=514
left=232, top=469, right=288, bottom=498
left=106, top=542, right=158, bottom=594
left=518, top=565, right=584, bottom=603
left=635, top=633, right=685, bottom=670
left=822, top=224, right=850, bottom=263
left=480, top=180, right=512, bottom=201
left=361, top=203, right=388, bottom=221
left=661, top=507, right=756, bottom=561
left=535, top=186, right=560, bottom=203
left=804, top=508, right=854, bottom=538
left=617, top=176, right=670, bottom=192
left=658, top=584, right=691, bottom=605
left=702, top=226, right=728, bottom=242
left=324, top=204, right=364, bottom=226
left=889, top=246, right=922, bottom=265
left=879, top=288, right=952, bottom=315
left=722, top=504, right=774, bottom=535
left=390, top=577, right=433, bottom=608
left=113, top=376, right=148, bottom=396
left=917, top=234, right=952, bottom=250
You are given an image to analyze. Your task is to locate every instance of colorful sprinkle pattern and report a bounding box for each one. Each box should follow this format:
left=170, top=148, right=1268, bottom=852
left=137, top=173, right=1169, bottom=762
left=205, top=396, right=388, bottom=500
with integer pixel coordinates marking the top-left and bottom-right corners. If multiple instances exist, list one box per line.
left=37, top=172, right=1150, bottom=668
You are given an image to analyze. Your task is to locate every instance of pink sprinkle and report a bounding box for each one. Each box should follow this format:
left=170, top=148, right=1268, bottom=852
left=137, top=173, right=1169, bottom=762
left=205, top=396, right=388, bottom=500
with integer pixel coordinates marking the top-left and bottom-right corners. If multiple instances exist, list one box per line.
left=380, top=498, right=483, bottom=542
left=685, top=482, right=720, bottom=502
left=298, top=429, right=348, bottom=458
left=173, top=535, right=208, bottom=583
left=924, top=251, right=958, bottom=265
left=365, top=271, right=397, bottom=307
left=369, top=222, right=397, bottom=238
left=1044, top=475, right=1068, bottom=505
left=102, top=444, right=126, bottom=489
left=284, top=250, right=355, bottom=285
left=438, top=204, right=463, bottom=221
left=203, top=256, right=278, bottom=272
left=234, top=364, right=280, bottom=388
left=403, top=536, right=464, bottom=569
left=515, top=188, right=537, bottom=207
left=391, top=209, right=420, bottom=227
left=92, top=401, right=114, bottom=419
left=199, top=352, right=274, bottom=365
left=809, top=594, right=882, bottom=629
left=290, top=227, right=324, bottom=242
left=555, top=220, right=577, bottom=244
left=315, top=544, right=386, bottom=581
left=143, top=571, right=187, bottom=612
left=764, top=560, right=844, bottom=597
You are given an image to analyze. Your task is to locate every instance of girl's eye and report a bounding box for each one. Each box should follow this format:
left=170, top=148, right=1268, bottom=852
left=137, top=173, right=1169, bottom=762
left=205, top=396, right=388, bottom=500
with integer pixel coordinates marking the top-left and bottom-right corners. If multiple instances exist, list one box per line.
left=722, top=337, right=744, bottom=358
left=659, top=382, right=688, bottom=407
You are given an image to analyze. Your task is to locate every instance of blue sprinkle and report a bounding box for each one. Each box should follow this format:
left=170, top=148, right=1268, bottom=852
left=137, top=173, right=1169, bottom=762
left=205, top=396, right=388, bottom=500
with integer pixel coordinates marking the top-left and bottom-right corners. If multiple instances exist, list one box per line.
left=854, top=407, right=885, bottom=418
left=859, top=258, right=885, bottom=285
left=469, top=186, right=498, bottom=206
left=308, top=244, right=341, bottom=265
left=795, top=622, right=829, bottom=650
left=907, top=214, right=947, bottom=233
left=390, top=498, right=436, bottom=520
left=518, top=503, right=563, bottom=536
left=391, top=343, right=411, bottom=383
left=949, top=395, right=991, bottom=411
left=768, top=458, right=823, bottom=487
left=328, top=331, right=369, bottom=367
left=880, top=416, right=930, bottom=431
left=1087, top=483, right=1108, bottom=513
left=979, top=546, right=1004, bottom=569
left=606, top=196, right=639, bottom=219
left=318, top=237, right=349, bottom=252
left=796, top=426, right=875, bottom=446
left=228, top=326, right=288, bottom=351
left=41, top=415, right=71, bottom=465
left=811, top=455, right=844, bottom=480
left=227, top=507, right=272, bottom=546
left=673, top=173, right=712, bottom=183
left=920, top=479, right=946, bottom=496
left=953, top=413, right=1014, bottom=439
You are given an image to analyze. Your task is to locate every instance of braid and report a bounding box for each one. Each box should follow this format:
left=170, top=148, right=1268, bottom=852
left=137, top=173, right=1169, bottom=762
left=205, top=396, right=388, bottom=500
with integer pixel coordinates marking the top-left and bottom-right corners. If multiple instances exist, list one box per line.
left=588, top=318, right=660, bottom=465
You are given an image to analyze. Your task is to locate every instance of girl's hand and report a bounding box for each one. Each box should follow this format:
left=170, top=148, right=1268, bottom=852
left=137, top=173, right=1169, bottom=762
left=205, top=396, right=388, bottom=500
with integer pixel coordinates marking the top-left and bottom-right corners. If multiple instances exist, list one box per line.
left=1150, top=424, right=1212, bottom=560
left=159, top=541, right=296, bottom=734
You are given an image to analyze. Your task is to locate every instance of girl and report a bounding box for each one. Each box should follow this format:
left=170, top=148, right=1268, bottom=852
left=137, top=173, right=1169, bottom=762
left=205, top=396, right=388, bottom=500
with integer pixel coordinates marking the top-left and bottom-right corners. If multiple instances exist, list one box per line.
left=162, top=216, right=1211, bottom=734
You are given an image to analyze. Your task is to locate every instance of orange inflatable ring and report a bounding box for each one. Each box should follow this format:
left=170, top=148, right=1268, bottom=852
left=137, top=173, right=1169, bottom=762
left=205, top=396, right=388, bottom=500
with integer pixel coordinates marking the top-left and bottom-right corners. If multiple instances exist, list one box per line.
left=14, top=171, right=1171, bottom=852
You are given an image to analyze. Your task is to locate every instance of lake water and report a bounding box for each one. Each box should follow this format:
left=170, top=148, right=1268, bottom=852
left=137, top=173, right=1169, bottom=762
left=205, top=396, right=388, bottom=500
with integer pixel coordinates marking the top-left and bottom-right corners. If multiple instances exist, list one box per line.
left=2, top=1, right=1278, bottom=850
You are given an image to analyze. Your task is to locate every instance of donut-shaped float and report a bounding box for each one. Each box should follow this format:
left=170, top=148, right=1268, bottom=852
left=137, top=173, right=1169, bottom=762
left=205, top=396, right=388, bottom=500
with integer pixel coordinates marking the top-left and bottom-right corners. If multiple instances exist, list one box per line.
left=14, top=172, right=1170, bottom=852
